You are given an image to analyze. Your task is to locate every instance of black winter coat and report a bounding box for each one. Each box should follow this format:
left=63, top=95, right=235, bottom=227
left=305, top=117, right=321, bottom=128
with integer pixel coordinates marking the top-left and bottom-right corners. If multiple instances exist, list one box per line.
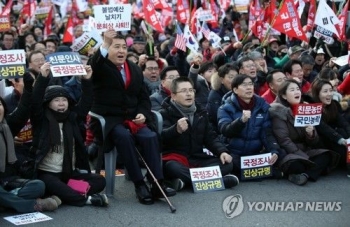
left=31, top=75, right=92, bottom=178
left=159, top=97, right=228, bottom=159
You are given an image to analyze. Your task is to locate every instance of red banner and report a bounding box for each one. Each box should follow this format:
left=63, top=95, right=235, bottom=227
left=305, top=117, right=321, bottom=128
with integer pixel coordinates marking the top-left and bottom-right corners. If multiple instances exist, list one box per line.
left=272, top=0, right=308, bottom=42
left=143, top=0, right=164, bottom=32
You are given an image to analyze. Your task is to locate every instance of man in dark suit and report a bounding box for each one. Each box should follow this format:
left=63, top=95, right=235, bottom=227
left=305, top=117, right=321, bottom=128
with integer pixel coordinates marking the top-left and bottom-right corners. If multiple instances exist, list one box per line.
left=89, top=30, right=175, bottom=205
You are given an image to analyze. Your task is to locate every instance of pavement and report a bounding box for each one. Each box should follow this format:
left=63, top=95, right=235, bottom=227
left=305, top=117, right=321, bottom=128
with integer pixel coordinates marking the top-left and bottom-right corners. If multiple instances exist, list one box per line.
left=0, top=170, right=349, bottom=227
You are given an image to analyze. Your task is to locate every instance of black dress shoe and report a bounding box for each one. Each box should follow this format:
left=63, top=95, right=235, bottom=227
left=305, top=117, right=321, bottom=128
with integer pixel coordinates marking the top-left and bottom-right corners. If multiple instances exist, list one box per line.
left=135, top=184, right=154, bottom=205
left=151, top=183, right=176, bottom=199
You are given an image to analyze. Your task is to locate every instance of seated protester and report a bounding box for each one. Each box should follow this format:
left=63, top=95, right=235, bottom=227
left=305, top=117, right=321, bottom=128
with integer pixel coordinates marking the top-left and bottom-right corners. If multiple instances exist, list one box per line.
left=150, top=66, right=179, bottom=111
left=310, top=79, right=349, bottom=175
left=160, top=77, right=239, bottom=191
left=283, top=59, right=311, bottom=94
left=88, top=30, right=175, bottom=205
left=188, top=57, right=216, bottom=109
left=207, top=64, right=238, bottom=133
left=317, top=68, right=342, bottom=102
left=141, top=57, right=161, bottom=95
left=269, top=79, right=339, bottom=185
left=261, top=70, right=287, bottom=104
left=300, top=54, right=317, bottom=83
left=0, top=75, right=60, bottom=213
left=218, top=74, right=280, bottom=176
left=31, top=63, right=108, bottom=207
left=237, top=56, right=267, bottom=95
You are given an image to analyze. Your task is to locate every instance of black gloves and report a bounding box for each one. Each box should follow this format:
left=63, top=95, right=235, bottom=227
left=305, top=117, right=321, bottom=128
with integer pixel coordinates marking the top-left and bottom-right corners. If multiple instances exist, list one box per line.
left=23, top=72, right=35, bottom=93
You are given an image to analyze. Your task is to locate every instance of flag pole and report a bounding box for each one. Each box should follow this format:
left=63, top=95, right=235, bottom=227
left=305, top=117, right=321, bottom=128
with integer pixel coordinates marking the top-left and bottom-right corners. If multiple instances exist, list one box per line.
left=260, top=0, right=285, bottom=46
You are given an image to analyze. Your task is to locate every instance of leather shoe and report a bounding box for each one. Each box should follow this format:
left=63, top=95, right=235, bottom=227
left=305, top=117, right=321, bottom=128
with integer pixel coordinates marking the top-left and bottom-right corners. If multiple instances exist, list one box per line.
left=151, top=183, right=176, bottom=199
left=135, top=184, right=154, bottom=205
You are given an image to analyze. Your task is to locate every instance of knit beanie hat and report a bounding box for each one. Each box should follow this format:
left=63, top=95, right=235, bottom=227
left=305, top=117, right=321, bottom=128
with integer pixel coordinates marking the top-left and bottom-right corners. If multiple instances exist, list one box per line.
left=43, top=85, right=71, bottom=104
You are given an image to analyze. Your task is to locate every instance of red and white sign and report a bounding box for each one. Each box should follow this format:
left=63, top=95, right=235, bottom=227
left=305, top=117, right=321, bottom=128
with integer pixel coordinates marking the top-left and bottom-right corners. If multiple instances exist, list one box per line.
left=93, top=4, right=131, bottom=32
left=293, top=103, right=323, bottom=127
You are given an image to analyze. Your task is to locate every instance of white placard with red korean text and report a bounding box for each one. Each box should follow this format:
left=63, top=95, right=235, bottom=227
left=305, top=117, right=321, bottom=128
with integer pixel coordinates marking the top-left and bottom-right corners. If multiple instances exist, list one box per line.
left=190, top=165, right=225, bottom=192
left=46, top=52, right=87, bottom=77
left=71, top=29, right=103, bottom=55
left=4, top=212, right=52, bottom=225
left=293, top=103, right=323, bottom=127
left=240, top=153, right=272, bottom=180
left=0, top=50, right=26, bottom=79
left=93, top=4, right=131, bottom=32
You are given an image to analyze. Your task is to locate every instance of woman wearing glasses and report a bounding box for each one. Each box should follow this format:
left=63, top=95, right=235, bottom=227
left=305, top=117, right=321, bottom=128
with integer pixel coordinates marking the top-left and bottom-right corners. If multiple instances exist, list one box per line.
left=218, top=74, right=281, bottom=177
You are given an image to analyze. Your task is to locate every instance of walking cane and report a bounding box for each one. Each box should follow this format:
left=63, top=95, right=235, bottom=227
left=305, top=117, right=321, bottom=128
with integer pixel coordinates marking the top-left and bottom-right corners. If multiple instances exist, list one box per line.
left=135, top=148, right=176, bottom=213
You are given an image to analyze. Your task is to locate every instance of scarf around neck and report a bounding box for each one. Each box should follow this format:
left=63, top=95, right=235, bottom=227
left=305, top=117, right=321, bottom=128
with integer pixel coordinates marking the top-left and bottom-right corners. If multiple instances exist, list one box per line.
left=0, top=120, right=17, bottom=173
left=45, top=108, right=74, bottom=179
left=171, top=100, right=197, bottom=125
left=236, top=95, right=256, bottom=110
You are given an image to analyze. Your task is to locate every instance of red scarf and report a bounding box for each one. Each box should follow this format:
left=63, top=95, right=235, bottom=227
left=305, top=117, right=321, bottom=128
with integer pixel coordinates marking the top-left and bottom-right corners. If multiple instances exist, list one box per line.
left=236, top=95, right=255, bottom=110
left=162, top=153, right=190, bottom=167
left=162, top=85, right=171, bottom=96
left=123, top=120, right=146, bottom=135
left=123, top=62, right=131, bottom=89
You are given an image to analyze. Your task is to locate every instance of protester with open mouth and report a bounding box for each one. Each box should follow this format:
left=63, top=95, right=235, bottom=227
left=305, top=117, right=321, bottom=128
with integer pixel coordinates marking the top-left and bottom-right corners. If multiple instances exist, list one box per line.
left=269, top=79, right=339, bottom=186
left=309, top=79, right=350, bottom=177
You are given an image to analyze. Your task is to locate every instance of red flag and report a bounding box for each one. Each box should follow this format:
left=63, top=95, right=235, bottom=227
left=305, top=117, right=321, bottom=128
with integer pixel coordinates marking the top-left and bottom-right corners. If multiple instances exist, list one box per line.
left=248, top=0, right=264, bottom=39
left=264, top=0, right=277, bottom=23
left=161, top=8, right=173, bottom=28
left=306, top=0, right=316, bottom=32
left=63, top=17, right=74, bottom=43
left=152, top=0, right=171, bottom=10
left=177, top=0, right=189, bottom=24
left=1, top=0, right=13, bottom=16
left=336, top=0, right=349, bottom=41
left=143, top=0, right=164, bottom=32
left=190, top=7, right=198, bottom=34
left=44, top=6, right=53, bottom=40
left=272, top=0, right=308, bottom=42
left=132, top=2, right=144, bottom=19
left=208, top=0, right=219, bottom=28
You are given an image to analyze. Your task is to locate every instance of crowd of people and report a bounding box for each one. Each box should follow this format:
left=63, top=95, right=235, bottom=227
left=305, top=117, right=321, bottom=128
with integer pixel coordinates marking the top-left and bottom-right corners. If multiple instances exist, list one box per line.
left=0, top=1, right=350, bottom=214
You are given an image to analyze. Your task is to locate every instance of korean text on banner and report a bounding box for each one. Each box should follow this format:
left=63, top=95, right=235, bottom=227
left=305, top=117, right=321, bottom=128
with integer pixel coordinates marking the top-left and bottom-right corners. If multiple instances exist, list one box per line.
left=93, top=4, right=131, bottom=32
left=190, top=166, right=225, bottom=193
left=71, top=29, right=103, bottom=55
left=0, top=50, right=26, bottom=80
left=46, top=52, right=87, bottom=77
left=293, top=103, right=323, bottom=127
left=240, top=153, right=272, bottom=180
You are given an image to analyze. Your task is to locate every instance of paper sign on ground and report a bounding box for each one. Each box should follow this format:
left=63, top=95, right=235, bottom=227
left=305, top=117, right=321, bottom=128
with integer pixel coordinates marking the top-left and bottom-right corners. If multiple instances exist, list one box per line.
left=241, top=153, right=272, bottom=180
left=46, top=52, right=87, bottom=77
left=0, top=50, right=26, bottom=79
left=4, top=212, right=52, bottom=225
left=190, top=165, right=225, bottom=192
left=293, top=103, right=323, bottom=127
left=93, top=4, right=131, bottom=32
left=71, top=29, right=103, bottom=55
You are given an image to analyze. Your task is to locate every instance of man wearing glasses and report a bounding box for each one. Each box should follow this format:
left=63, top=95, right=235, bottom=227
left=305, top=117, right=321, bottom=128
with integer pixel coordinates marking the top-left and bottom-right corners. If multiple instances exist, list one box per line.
left=150, top=66, right=180, bottom=111
left=159, top=77, right=239, bottom=191
left=142, top=58, right=161, bottom=95
left=238, top=56, right=267, bottom=95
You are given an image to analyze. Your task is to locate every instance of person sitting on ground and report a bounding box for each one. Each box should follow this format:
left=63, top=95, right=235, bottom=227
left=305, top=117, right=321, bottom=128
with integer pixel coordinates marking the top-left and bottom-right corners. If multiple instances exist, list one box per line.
left=218, top=74, right=281, bottom=177
left=0, top=75, right=60, bottom=213
left=207, top=63, right=238, bottom=133
left=269, top=79, right=339, bottom=185
left=150, top=66, right=180, bottom=111
left=160, top=77, right=239, bottom=191
left=31, top=63, right=108, bottom=207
